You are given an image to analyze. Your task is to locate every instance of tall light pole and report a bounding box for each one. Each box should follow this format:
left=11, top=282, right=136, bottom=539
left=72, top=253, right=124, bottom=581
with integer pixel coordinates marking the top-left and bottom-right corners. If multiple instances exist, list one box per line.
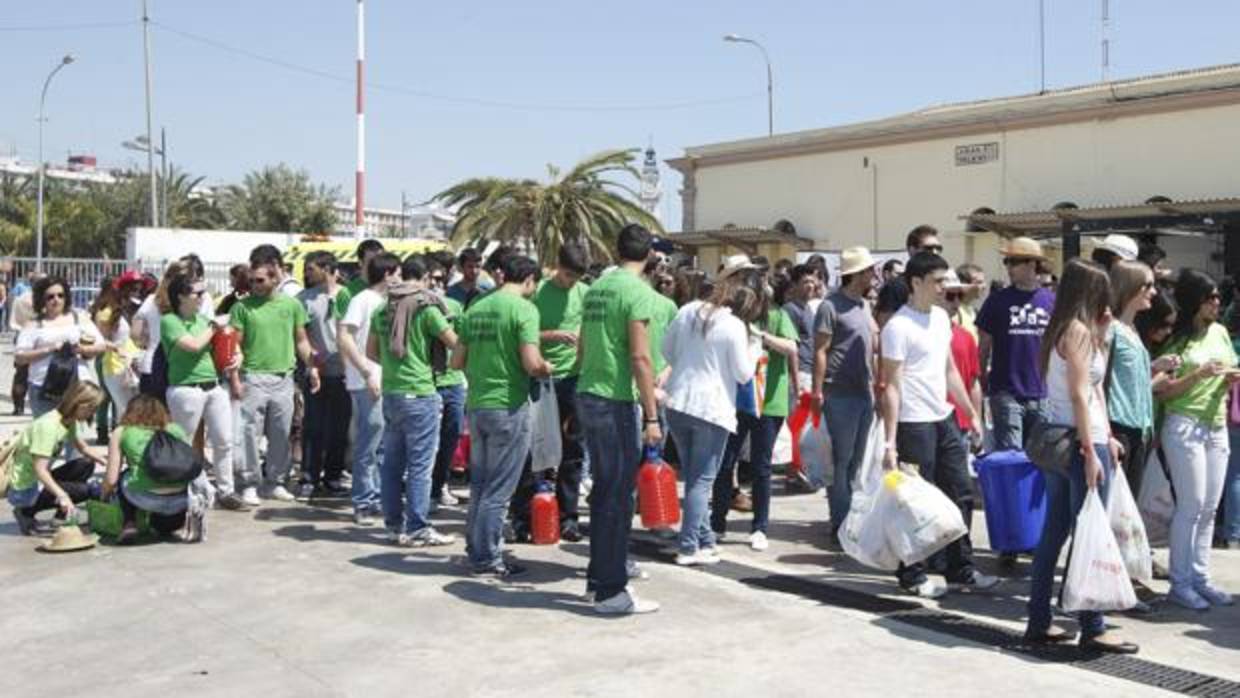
left=355, top=0, right=366, bottom=238
left=123, top=128, right=167, bottom=225
left=35, top=54, right=75, bottom=274
left=724, top=34, right=773, bottom=136
left=141, top=0, right=158, bottom=227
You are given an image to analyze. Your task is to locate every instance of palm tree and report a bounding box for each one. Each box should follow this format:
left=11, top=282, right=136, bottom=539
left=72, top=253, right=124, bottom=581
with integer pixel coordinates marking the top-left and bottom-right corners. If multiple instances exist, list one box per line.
left=219, top=164, right=339, bottom=233
left=433, top=148, right=662, bottom=265
left=164, top=169, right=225, bottom=229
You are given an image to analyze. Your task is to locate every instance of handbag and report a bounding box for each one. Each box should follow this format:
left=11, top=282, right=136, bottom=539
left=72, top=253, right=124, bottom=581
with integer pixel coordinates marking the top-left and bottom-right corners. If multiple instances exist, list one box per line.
left=1025, top=421, right=1076, bottom=476
left=142, top=429, right=206, bottom=484
left=39, top=311, right=83, bottom=401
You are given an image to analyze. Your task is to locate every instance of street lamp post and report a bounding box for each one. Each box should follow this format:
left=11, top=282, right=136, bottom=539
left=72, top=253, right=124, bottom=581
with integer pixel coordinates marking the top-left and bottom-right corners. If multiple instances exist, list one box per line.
left=35, top=54, right=75, bottom=274
left=122, top=128, right=167, bottom=225
left=723, top=34, right=773, bottom=136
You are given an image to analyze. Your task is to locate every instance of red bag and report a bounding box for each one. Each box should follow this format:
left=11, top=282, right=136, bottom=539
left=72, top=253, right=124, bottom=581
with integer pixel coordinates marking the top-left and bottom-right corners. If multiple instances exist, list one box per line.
left=451, top=433, right=470, bottom=472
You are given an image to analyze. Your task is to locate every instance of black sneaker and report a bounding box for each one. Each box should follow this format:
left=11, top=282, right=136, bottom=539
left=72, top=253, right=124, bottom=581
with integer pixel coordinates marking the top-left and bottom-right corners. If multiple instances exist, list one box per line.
left=560, top=522, right=583, bottom=542
left=13, top=508, right=42, bottom=536
left=217, top=493, right=250, bottom=512
left=117, top=523, right=140, bottom=545
left=471, top=562, right=528, bottom=580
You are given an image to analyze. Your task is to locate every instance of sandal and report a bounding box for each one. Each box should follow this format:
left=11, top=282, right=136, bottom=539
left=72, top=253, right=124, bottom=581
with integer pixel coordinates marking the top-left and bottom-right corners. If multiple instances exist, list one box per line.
left=1079, top=634, right=1139, bottom=655
left=1023, top=627, right=1076, bottom=644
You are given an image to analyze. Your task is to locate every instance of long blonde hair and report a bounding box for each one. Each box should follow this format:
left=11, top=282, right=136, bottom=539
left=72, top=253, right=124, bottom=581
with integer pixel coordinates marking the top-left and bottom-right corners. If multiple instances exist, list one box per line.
left=1109, top=260, right=1152, bottom=317
left=55, top=382, right=105, bottom=423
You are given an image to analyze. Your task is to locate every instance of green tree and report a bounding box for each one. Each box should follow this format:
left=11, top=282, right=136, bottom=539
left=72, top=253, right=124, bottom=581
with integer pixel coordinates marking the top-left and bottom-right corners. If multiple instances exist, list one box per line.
left=433, top=148, right=662, bottom=265
left=164, top=169, right=225, bottom=230
left=220, top=164, right=339, bottom=234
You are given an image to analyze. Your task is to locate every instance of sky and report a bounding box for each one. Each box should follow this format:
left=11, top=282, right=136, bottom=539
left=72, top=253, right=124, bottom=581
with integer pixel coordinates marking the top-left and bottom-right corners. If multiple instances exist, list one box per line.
left=3, top=1, right=1240, bottom=229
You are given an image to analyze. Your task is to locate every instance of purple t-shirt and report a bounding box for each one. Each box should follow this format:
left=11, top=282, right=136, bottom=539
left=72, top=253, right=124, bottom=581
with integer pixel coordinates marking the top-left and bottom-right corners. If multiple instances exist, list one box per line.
left=976, top=286, right=1054, bottom=400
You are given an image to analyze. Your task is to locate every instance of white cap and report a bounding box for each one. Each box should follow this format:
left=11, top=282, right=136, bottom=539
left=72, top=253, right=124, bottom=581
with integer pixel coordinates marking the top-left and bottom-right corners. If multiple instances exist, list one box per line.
left=1097, top=234, right=1138, bottom=261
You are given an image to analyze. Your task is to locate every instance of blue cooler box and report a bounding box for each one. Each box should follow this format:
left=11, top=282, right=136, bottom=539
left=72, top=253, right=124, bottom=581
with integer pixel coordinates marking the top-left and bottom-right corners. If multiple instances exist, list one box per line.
left=975, top=450, right=1047, bottom=553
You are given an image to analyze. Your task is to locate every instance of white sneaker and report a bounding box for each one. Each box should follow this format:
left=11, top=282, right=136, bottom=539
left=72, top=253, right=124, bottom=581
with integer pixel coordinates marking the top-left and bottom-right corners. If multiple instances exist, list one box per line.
left=957, top=572, right=1000, bottom=591
left=675, top=549, right=721, bottom=566
left=909, top=579, right=948, bottom=599
left=397, top=527, right=456, bottom=547
left=626, top=559, right=650, bottom=580
left=593, top=589, right=659, bottom=615
left=265, top=485, right=296, bottom=502
left=580, top=477, right=593, bottom=498
left=749, top=531, right=769, bottom=552
left=240, top=487, right=262, bottom=507
left=437, top=490, right=459, bottom=506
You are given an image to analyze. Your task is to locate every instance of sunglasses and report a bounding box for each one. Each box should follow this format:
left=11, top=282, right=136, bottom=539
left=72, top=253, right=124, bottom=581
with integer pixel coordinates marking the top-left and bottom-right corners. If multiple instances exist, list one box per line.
left=1142, top=281, right=1156, bottom=290
left=945, top=292, right=963, bottom=302
left=45, top=292, right=65, bottom=300
left=430, top=275, right=445, bottom=283
left=919, top=245, right=944, bottom=255
left=1003, top=258, right=1033, bottom=267
left=191, top=289, right=207, bottom=297
left=1208, top=291, right=1222, bottom=301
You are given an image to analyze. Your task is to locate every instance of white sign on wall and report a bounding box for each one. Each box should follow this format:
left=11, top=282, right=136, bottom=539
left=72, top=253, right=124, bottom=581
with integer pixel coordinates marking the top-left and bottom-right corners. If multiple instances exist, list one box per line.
left=955, top=142, right=1000, bottom=166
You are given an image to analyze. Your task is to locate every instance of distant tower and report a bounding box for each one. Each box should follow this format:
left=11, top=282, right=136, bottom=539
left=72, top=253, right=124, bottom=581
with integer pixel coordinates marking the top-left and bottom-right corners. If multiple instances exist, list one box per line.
left=638, top=141, right=662, bottom=223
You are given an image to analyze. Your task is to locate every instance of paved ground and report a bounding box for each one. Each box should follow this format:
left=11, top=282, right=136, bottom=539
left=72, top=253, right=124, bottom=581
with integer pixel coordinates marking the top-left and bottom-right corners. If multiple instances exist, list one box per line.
left=2, top=341, right=1238, bottom=697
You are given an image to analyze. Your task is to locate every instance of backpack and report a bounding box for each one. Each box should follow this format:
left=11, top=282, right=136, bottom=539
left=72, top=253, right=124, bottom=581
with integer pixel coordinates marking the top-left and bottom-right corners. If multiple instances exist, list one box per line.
left=40, top=311, right=82, bottom=401
left=142, top=429, right=206, bottom=484
left=0, top=430, right=22, bottom=497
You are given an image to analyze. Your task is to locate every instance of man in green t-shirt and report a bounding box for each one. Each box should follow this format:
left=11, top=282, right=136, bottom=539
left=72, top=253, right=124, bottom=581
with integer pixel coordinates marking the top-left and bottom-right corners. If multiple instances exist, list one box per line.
left=508, top=242, right=590, bottom=542
left=366, top=255, right=459, bottom=547
left=576, top=223, right=662, bottom=615
left=334, top=238, right=385, bottom=319
left=230, top=247, right=319, bottom=504
left=451, top=255, right=552, bottom=578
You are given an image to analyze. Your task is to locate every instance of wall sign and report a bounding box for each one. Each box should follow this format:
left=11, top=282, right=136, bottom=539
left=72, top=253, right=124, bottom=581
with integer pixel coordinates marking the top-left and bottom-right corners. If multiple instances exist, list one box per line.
left=955, top=142, right=1000, bottom=166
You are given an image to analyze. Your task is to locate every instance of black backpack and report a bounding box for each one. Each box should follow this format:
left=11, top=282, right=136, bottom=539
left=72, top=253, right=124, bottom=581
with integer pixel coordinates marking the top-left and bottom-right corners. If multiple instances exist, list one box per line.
left=142, top=429, right=206, bottom=484
left=40, top=312, right=82, bottom=401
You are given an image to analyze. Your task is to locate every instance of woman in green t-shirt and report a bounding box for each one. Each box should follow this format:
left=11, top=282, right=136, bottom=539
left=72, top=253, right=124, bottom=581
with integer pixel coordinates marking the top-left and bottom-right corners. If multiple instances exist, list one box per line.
left=6, top=381, right=107, bottom=534
left=1155, top=269, right=1240, bottom=610
left=101, top=395, right=201, bottom=544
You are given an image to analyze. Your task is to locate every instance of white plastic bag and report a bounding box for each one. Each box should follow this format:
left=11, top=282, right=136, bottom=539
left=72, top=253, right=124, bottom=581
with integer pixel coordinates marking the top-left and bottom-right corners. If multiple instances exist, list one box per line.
left=528, top=380, right=562, bottom=471
left=884, top=469, right=968, bottom=565
left=1137, top=450, right=1174, bottom=547
left=1062, top=489, right=1138, bottom=612
left=1107, top=464, right=1153, bottom=585
left=840, top=421, right=899, bottom=570
left=798, top=415, right=833, bottom=488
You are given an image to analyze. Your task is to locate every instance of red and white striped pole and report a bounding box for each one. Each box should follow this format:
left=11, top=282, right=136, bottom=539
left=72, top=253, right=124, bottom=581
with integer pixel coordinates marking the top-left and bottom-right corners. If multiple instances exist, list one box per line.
left=354, top=0, right=365, bottom=238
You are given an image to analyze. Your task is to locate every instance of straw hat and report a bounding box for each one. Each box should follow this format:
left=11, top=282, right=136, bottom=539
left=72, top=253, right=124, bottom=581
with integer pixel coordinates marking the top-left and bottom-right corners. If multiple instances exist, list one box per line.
left=839, top=246, right=878, bottom=276
left=718, top=254, right=760, bottom=280
left=1096, top=234, right=1138, bottom=261
left=37, top=523, right=97, bottom=553
left=1000, top=236, right=1046, bottom=260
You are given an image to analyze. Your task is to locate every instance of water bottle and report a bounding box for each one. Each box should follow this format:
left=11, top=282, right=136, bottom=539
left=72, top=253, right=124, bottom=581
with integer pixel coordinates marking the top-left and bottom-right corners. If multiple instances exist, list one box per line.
left=637, top=445, right=681, bottom=530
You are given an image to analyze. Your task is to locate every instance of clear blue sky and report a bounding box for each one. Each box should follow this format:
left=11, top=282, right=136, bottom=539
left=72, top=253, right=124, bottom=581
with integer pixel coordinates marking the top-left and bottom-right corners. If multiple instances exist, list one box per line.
left=3, top=1, right=1238, bottom=228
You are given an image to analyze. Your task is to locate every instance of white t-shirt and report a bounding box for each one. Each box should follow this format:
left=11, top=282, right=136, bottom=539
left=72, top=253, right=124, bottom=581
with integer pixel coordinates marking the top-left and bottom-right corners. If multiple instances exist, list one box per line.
left=661, top=300, right=761, bottom=434
left=278, top=276, right=303, bottom=298
left=341, top=287, right=384, bottom=391
left=134, top=295, right=162, bottom=374
left=880, top=304, right=954, bottom=423
left=16, top=310, right=102, bottom=386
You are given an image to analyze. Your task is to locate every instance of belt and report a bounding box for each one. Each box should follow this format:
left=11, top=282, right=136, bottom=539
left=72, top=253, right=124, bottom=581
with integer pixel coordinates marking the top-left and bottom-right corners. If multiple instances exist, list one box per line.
left=189, top=381, right=221, bottom=391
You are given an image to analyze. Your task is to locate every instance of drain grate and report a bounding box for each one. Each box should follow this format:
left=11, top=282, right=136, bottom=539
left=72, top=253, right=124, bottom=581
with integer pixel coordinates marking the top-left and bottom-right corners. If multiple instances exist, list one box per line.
left=629, top=537, right=1240, bottom=697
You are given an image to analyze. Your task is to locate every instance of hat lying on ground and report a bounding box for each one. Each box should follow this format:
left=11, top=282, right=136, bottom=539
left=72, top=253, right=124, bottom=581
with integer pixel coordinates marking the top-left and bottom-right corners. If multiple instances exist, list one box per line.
left=37, top=523, right=97, bottom=553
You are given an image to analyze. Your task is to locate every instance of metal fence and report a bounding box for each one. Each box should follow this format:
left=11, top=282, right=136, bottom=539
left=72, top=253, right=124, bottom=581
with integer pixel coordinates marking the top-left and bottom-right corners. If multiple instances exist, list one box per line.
left=0, top=257, right=237, bottom=332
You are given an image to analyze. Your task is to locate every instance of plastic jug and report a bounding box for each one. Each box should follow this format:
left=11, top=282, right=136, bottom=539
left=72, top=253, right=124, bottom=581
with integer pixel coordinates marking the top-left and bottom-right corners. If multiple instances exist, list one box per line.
left=974, top=450, right=1047, bottom=553
left=212, top=326, right=239, bottom=373
left=637, top=446, right=680, bottom=530
left=531, top=482, right=560, bottom=545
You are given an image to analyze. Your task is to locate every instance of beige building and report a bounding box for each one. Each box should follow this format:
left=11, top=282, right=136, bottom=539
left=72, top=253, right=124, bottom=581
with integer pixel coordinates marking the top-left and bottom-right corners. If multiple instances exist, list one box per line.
left=667, top=64, right=1240, bottom=277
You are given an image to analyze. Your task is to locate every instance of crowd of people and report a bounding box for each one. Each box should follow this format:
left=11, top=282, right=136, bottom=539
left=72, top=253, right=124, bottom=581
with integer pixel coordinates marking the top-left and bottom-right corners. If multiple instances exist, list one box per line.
left=5, top=222, right=1240, bottom=629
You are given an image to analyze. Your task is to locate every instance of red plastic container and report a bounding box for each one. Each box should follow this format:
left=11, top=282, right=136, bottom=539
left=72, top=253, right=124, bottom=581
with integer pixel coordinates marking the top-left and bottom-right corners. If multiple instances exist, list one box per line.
left=531, top=483, right=560, bottom=545
left=450, top=433, right=470, bottom=473
left=638, top=446, right=680, bottom=530
left=211, top=326, right=239, bottom=373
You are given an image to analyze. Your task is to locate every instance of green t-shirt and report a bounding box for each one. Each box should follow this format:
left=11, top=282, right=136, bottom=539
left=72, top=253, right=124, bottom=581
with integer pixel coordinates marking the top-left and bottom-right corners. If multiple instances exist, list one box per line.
left=1160, top=323, right=1239, bottom=427
left=334, top=276, right=368, bottom=320
left=11, top=412, right=74, bottom=491
left=121, top=423, right=191, bottom=494
left=760, top=308, right=799, bottom=418
left=160, top=313, right=219, bottom=386
left=435, top=297, right=466, bottom=388
left=459, top=288, right=541, bottom=409
left=648, top=293, right=679, bottom=375
left=371, top=303, right=451, bottom=397
left=229, top=294, right=309, bottom=374
left=532, top=278, right=586, bottom=377
left=578, top=268, right=654, bottom=403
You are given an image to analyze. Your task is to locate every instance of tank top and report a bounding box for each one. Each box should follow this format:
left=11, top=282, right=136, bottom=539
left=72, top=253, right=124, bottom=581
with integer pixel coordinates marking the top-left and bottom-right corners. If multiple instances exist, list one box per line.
left=1045, top=341, right=1109, bottom=445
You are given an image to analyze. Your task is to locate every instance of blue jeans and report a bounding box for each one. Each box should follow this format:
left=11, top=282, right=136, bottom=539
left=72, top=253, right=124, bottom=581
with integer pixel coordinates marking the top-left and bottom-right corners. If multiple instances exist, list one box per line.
left=1027, top=443, right=1112, bottom=639
left=466, top=403, right=532, bottom=570
left=432, top=383, right=467, bottom=499
left=989, top=392, right=1046, bottom=452
left=667, top=409, right=730, bottom=554
left=350, top=389, right=384, bottom=514
left=1222, top=426, right=1240, bottom=542
left=824, top=391, right=875, bottom=532
left=712, top=413, right=783, bottom=535
left=578, top=393, right=641, bottom=602
left=380, top=392, right=442, bottom=535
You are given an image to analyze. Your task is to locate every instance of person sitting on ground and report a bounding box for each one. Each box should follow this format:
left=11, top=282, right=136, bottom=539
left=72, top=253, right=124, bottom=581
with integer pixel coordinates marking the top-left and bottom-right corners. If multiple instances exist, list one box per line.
left=101, top=395, right=206, bottom=544
left=6, top=381, right=107, bottom=534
